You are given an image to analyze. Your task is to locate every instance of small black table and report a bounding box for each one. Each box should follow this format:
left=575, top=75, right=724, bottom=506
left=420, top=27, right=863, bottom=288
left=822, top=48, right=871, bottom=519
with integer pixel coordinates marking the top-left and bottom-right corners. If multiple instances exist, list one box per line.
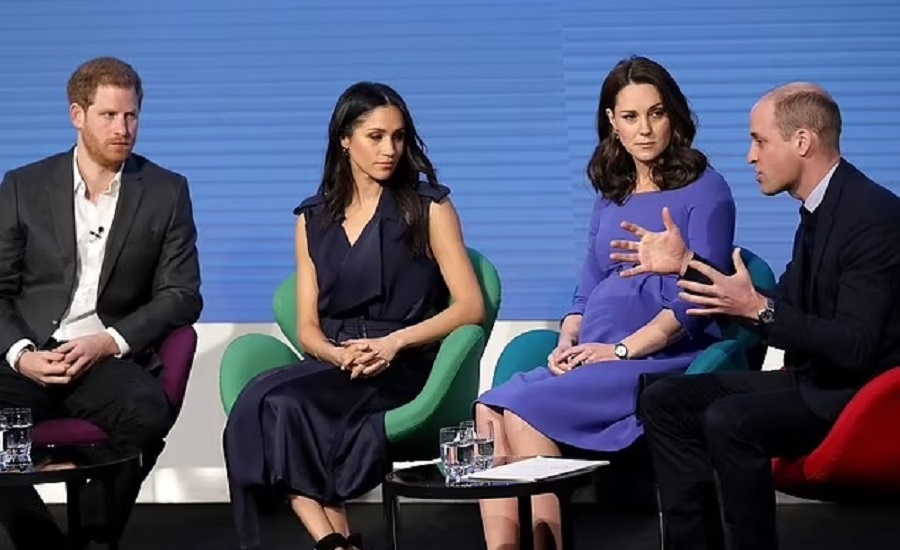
left=0, top=445, right=141, bottom=550
left=382, top=457, right=606, bottom=550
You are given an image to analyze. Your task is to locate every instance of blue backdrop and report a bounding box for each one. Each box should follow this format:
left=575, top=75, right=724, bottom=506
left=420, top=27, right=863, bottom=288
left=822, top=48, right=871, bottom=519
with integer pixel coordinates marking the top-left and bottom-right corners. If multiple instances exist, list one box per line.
left=1, top=0, right=898, bottom=322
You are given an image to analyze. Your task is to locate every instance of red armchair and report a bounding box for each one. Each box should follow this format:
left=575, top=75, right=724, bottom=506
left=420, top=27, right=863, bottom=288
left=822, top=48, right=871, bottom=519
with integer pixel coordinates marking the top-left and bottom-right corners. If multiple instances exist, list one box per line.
left=33, top=325, right=199, bottom=447
left=772, top=366, right=900, bottom=501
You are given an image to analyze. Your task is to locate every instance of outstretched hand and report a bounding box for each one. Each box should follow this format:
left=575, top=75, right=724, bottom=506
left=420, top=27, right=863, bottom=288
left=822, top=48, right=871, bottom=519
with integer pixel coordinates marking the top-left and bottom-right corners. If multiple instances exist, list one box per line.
left=676, top=248, right=766, bottom=319
left=609, top=207, right=692, bottom=278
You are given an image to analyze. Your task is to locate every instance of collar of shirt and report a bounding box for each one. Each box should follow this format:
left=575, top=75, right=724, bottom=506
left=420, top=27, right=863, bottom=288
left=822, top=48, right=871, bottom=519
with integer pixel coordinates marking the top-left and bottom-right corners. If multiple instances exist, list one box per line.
left=72, top=146, right=124, bottom=198
left=802, top=161, right=839, bottom=214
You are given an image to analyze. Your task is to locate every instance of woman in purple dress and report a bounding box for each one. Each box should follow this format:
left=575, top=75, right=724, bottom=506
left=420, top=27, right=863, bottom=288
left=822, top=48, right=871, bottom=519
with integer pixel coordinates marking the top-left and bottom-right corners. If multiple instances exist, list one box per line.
left=223, top=83, right=484, bottom=550
left=476, top=56, right=736, bottom=550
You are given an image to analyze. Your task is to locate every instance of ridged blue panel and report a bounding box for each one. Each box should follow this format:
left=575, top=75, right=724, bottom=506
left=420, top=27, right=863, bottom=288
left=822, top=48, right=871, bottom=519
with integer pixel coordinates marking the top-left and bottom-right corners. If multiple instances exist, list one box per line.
left=1, top=0, right=898, bottom=321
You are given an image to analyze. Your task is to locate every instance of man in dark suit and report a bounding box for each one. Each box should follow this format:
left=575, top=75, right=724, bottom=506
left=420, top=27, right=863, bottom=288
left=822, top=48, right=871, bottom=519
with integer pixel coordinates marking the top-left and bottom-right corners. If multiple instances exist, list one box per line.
left=0, top=57, right=202, bottom=548
left=609, top=83, right=900, bottom=550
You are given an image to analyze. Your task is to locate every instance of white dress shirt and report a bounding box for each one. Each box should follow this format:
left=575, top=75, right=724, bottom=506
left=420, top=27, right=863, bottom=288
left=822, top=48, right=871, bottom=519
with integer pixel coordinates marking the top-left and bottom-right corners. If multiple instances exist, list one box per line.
left=6, top=149, right=130, bottom=370
left=803, top=162, right=840, bottom=214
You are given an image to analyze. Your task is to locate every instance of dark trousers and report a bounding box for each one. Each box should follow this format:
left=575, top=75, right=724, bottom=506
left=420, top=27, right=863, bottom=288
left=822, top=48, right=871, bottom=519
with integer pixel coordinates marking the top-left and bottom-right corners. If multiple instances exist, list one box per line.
left=0, top=354, right=172, bottom=549
left=639, top=370, right=833, bottom=550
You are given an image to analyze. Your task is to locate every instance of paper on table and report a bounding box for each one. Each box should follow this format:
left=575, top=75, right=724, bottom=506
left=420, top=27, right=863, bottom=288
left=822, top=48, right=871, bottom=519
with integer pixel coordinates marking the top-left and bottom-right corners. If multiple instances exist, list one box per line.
left=465, top=457, right=609, bottom=482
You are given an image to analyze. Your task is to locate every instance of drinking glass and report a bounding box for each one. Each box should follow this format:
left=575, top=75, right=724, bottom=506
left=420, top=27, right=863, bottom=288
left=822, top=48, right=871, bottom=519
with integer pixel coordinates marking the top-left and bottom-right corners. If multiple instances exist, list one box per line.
left=439, top=426, right=472, bottom=482
left=0, top=411, right=8, bottom=469
left=473, top=421, right=495, bottom=471
left=1, top=408, right=33, bottom=467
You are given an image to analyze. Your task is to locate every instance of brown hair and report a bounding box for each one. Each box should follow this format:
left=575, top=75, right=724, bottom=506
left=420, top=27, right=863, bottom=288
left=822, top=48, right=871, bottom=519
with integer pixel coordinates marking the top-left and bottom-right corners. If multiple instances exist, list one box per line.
left=771, top=87, right=842, bottom=152
left=66, top=57, right=143, bottom=109
left=586, top=56, right=707, bottom=205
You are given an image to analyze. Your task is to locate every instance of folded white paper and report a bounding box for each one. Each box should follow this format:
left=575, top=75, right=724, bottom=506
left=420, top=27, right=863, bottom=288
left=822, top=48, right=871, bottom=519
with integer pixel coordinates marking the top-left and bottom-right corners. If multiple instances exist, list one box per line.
left=465, top=457, right=609, bottom=482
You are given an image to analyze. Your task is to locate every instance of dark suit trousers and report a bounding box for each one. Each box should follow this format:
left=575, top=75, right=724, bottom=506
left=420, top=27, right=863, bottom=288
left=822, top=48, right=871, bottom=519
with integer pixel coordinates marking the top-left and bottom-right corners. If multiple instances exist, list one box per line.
left=0, top=355, right=171, bottom=549
left=639, top=370, right=833, bottom=550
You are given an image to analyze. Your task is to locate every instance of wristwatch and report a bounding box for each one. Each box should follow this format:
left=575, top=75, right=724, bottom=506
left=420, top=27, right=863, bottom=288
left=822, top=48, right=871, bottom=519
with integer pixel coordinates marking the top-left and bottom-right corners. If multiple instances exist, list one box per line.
left=757, top=297, right=776, bottom=325
left=613, top=343, right=629, bottom=360
left=13, top=343, right=36, bottom=370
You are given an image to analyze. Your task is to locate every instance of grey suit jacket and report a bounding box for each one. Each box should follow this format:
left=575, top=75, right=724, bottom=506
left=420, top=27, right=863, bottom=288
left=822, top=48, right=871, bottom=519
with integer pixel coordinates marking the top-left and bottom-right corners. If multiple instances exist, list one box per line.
left=0, top=149, right=203, bottom=366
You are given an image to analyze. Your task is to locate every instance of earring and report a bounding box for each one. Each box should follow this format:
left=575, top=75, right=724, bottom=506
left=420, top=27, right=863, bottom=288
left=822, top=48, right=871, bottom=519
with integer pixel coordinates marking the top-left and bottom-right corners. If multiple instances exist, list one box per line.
left=341, top=147, right=349, bottom=156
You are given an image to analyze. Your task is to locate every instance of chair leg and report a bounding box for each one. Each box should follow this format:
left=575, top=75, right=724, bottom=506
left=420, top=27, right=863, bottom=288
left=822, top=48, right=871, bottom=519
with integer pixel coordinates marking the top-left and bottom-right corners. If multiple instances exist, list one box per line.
left=656, top=485, right=667, bottom=550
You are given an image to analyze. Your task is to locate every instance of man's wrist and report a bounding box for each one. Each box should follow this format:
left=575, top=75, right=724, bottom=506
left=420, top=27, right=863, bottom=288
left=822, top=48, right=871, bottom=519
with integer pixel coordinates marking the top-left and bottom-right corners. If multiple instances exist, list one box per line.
left=104, top=328, right=130, bottom=358
left=14, top=345, right=35, bottom=370
left=6, top=339, right=36, bottom=372
left=747, top=292, right=770, bottom=321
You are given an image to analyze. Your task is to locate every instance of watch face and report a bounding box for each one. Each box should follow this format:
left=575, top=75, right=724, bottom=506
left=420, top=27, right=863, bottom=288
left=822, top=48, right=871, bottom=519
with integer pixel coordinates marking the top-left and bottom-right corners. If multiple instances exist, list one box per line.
left=759, top=300, right=775, bottom=324
left=614, top=344, right=628, bottom=358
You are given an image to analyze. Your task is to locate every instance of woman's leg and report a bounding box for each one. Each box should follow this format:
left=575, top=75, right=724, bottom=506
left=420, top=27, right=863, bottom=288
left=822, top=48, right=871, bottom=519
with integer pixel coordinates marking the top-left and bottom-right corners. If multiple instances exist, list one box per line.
left=290, top=496, right=351, bottom=548
left=323, top=504, right=350, bottom=537
left=477, top=403, right=519, bottom=550
left=504, top=411, right=563, bottom=550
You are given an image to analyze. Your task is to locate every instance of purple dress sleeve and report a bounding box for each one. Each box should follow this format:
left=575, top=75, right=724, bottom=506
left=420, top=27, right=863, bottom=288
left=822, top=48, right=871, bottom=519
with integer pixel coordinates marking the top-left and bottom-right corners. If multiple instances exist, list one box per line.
left=566, top=197, right=607, bottom=318
left=661, top=174, right=737, bottom=338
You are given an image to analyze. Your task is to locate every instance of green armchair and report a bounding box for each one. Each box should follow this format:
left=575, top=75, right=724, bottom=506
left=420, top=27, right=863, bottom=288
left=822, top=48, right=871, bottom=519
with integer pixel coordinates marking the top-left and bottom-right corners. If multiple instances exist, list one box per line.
left=219, top=247, right=502, bottom=461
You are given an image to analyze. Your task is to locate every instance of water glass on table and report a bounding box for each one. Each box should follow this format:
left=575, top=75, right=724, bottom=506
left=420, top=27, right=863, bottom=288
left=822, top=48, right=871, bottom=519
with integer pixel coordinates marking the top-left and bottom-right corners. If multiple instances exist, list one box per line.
left=472, top=421, right=495, bottom=471
left=439, top=426, right=472, bottom=482
left=0, top=411, right=7, bottom=469
left=0, top=408, right=33, bottom=468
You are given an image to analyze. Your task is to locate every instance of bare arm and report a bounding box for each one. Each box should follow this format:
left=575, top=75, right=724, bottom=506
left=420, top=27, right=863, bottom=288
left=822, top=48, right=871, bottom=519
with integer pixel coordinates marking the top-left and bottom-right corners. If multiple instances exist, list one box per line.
left=620, top=309, right=686, bottom=359
left=391, top=199, right=485, bottom=349
left=559, top=314, right=582, bottom=346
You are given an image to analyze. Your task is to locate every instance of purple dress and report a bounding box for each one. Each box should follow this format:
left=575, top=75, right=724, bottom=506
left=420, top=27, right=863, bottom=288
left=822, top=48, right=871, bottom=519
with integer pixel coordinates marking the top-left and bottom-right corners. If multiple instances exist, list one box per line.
left=478, top=169, right=736, bottom=452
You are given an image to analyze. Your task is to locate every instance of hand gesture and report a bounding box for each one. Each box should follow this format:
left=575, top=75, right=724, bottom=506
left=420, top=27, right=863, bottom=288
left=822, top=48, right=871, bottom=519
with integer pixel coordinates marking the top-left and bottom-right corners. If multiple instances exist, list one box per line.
left=17, top=350, right=71, bottom=386
left=610, top=207, right=692, bottom=278
left=560, top=343, right=618, bottom=368
left=342, top=335, right=402, bottom=379
left=677, top=248, right=766, bottom=320
left=547, top=339, right=576, bottom=376
left=54, top=333, right=119, bottom=379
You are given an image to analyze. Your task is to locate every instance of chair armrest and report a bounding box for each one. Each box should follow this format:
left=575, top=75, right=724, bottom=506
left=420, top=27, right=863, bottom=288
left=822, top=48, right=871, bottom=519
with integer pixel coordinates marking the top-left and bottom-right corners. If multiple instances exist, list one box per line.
left=386, top=324, right=485, bottom=444
left=158, top=325, right=199, bottom=415
left=685, top=340, right=748, bottom=375
left=802, top=366, right=900, bottom=487
left=219, top=334, right=301, bottom=415
left=491, top=329, right=560, bottom=388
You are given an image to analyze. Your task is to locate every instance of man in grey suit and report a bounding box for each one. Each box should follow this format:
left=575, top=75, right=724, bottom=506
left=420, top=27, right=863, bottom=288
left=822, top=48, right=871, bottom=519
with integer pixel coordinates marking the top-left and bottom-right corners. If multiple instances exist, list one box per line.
left=0, top=57, right=202, bottom=548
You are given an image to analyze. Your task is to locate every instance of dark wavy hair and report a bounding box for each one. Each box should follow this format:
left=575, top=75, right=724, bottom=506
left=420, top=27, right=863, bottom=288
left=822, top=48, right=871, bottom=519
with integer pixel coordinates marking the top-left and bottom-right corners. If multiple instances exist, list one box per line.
left=586, top=56, right=707, bottom=204
left=319, top=82, right=440, bottom=255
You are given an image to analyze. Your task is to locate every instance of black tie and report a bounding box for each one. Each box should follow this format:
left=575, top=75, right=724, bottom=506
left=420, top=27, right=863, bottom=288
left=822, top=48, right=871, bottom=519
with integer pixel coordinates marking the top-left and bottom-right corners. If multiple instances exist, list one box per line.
left=799, top=206, right=819, bottom=310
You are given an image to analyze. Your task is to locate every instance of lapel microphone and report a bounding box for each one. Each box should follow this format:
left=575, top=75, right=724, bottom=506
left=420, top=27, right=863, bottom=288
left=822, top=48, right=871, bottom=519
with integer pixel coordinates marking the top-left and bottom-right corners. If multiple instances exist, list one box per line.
left=88, top=226, right=106, bottom=243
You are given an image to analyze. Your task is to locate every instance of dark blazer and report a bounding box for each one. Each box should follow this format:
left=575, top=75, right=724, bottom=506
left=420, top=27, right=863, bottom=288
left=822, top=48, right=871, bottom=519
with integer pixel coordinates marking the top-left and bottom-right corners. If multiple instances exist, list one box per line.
left=765, top=160, right=900, bottom=420
left=687, top=160, right=900, bottom=421
left=0, top=149, right=202, bottom=367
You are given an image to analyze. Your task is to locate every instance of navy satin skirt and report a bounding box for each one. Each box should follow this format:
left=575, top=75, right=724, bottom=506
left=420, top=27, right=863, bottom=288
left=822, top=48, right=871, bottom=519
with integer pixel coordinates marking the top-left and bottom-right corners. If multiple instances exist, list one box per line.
left=223, top=356, right=428, bottom=549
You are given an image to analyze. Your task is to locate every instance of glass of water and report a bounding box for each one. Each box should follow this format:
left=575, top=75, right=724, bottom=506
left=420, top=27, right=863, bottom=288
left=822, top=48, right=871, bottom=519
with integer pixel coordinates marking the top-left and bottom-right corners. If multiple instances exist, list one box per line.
left=0, top=411, right=8, bottom=469
left=439, top=426, right=472, bottom=483
left=474, top=421, right=495, bottom=471
left=1, top=408, right=33, bottom=467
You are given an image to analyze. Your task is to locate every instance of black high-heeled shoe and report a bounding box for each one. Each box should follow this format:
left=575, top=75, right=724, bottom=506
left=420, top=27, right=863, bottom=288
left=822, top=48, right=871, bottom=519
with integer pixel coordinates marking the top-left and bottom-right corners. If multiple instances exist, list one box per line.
left=313, top=533, right=351, bottom=550
left=347, top=532, right=363, bottom=548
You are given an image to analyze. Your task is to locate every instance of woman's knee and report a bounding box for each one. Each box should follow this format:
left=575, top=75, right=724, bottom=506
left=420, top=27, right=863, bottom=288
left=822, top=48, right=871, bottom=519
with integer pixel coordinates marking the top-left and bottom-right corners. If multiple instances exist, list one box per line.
left=502, top=410, right=536, bottom=438
left=475, top=402, right=501, bottom=423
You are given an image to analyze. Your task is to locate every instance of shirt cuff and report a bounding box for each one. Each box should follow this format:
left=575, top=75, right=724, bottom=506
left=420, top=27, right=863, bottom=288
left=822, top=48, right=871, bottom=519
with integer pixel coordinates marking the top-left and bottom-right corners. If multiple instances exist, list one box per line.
left=6, top=339, right=36, bottom=372
left=105, top=328, right=131, bottom=358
